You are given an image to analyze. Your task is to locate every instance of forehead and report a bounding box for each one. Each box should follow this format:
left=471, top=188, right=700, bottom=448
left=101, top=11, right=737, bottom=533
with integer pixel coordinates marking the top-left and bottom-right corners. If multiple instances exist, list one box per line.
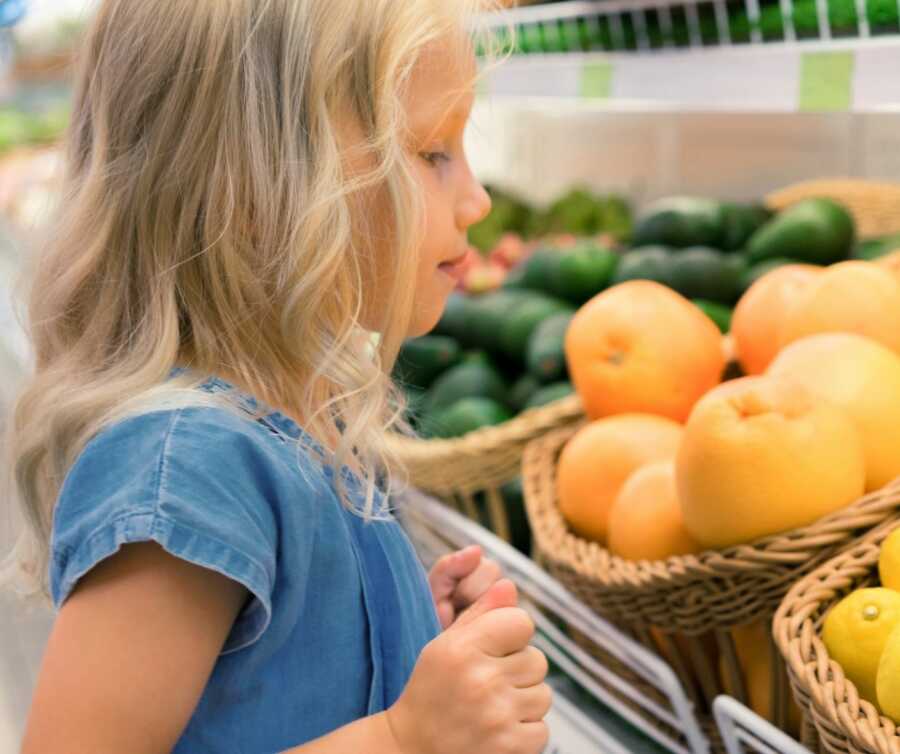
left=405, top=38, right=477, bottom=134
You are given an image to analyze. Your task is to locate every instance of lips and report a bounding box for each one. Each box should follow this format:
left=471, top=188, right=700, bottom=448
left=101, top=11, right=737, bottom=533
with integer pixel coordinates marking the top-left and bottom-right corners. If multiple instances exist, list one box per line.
left=438, top=248, right=474, bottom=283
left=441, top=248, right=471, bottom=267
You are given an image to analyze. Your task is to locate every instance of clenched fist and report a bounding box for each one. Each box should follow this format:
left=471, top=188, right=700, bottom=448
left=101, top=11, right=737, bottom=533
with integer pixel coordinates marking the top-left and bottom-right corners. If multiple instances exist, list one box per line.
left=387, top=579, right=552, bottom=754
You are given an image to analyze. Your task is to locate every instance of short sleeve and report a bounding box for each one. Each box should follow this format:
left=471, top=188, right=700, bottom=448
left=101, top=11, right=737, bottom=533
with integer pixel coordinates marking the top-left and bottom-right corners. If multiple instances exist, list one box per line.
left=50, top=406, right=284, bottom=654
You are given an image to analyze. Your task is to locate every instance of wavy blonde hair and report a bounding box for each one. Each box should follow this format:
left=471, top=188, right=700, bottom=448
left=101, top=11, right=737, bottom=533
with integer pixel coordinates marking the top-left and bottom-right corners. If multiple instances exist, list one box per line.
left=2, top=0, right=502, bottom=599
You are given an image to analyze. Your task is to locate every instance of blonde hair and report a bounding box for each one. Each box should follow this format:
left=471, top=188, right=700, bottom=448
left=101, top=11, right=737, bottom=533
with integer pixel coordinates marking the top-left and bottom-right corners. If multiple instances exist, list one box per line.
left=3, top=0, right=502, bottom=599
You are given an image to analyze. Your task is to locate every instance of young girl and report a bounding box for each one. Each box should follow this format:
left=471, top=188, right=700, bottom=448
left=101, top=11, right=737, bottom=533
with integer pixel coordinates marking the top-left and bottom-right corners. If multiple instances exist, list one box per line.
left=3, top=1, right=552, bottom=752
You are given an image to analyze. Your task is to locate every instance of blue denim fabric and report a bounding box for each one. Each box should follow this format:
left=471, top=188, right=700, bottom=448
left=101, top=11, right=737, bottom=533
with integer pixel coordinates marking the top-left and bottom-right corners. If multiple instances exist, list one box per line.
left=49, top=372, right=441, bottom=753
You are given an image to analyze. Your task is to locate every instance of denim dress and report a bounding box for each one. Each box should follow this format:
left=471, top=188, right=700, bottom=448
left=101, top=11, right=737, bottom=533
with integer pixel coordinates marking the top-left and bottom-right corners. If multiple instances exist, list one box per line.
left=49, top=372, right=442, bottom=753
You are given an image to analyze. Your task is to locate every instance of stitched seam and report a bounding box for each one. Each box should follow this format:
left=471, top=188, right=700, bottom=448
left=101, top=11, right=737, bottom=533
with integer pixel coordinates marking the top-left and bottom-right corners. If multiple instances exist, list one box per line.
left=60, top=510, right=273, bottom=596
left=150, top=512, right=273, bottom=584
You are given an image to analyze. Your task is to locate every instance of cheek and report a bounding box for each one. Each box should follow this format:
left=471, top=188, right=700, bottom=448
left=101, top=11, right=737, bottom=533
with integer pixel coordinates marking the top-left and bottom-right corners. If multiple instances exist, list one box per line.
left=420, top=178, right=456, bottom=263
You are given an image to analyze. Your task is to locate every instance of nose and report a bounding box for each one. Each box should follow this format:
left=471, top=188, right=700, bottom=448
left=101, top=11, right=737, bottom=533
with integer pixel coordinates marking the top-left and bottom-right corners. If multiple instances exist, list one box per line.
left=456, top=169, right=492, bottom=231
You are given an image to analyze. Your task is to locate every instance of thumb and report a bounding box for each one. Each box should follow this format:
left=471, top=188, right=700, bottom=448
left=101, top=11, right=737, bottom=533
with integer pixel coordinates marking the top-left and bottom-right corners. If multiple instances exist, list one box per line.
left=429, top=546, right=482, bottom=602
left=450, top=578, right=518, bottom=630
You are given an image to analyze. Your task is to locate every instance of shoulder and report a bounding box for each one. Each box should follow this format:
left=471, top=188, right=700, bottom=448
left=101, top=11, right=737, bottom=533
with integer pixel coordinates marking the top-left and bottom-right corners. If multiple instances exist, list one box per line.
left=65, top=404, right=330, bottom=504
left=52, top=404, right=332, bottom=582
left=50, top=404, right=333, bottom=635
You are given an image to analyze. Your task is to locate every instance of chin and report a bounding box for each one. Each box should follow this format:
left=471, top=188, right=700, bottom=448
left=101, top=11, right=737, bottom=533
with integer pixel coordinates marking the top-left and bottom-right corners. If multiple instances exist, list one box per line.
left=407, top=293, right=451, bottom=338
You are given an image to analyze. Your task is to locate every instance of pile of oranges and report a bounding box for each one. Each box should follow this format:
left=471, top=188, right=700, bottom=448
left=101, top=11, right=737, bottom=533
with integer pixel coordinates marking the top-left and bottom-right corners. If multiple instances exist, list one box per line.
left=557, top=254, right=900, bottom=559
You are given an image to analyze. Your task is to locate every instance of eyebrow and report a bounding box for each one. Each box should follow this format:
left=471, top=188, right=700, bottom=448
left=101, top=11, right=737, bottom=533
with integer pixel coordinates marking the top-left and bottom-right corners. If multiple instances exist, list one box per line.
left=412, top=92, right=475, bottom=137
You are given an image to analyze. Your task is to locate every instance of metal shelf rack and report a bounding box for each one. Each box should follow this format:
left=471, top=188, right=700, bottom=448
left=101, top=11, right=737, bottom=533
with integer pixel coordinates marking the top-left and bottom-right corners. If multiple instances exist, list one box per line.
left=400, top=490, right=813, bottom=754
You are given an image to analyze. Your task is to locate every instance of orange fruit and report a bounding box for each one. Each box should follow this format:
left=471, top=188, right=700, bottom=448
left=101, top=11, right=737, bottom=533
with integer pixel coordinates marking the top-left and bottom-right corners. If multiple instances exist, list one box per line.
left=676, top=375, right=866, bottom=549
left=782, top=261, right=900, bottom=355
left=565, top=281, right=725, bottom=422
left=769, top=333, right=900, bottom=491
left=876, top=249, right=900, bottom=282
left=731, top=264, right=821, bottom=375
left=608, top=461, right=702, bottom=561
left=557, top=414, right=683, bottom=543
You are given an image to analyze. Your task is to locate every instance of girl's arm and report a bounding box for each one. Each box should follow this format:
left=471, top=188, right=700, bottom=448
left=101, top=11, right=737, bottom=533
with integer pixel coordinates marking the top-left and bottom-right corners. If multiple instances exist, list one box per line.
left=20, top=541, right=403, bottom=754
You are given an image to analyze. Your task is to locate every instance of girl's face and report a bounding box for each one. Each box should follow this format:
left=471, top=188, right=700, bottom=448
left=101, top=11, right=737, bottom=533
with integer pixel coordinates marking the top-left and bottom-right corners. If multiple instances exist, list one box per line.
left=399, top=42, right=491, bottom=337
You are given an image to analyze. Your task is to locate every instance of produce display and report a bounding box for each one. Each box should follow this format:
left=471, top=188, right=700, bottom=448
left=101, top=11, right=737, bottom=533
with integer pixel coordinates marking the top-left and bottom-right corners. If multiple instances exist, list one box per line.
left=493, top=0, right=900, bottom=55
left=394, top=183, right=900, bottom=733
left=397, top=189, right=881, bottom=442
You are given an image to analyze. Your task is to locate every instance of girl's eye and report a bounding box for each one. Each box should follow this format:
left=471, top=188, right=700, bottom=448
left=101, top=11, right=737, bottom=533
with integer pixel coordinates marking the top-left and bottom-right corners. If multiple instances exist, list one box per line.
left=420, top=151, right=451, bottom=167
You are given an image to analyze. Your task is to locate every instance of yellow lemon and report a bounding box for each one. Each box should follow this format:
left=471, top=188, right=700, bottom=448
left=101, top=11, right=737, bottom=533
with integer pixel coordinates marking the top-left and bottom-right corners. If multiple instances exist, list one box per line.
left=879, top=527, right=900, bottom=591
left=877, top=622, right=900, bottom=722
left=822, top=588, right=900, bottom=707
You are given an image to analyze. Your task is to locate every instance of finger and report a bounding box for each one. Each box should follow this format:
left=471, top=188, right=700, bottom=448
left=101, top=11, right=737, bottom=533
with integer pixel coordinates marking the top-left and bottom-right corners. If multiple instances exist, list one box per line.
left=516, top=683, right=554, bottom=723
left=519, top=720, right=551, bottom=754
left=451, top=558, right=503, bottom=609
left=428, top=546, right=483, bottom=602
left=500, top=645, right=549, bottom=688
left=451, top=579, right=517, bottom=631
left=465, top=605, right=534, bottom=657
left=435, top=599, right=455, bottom=631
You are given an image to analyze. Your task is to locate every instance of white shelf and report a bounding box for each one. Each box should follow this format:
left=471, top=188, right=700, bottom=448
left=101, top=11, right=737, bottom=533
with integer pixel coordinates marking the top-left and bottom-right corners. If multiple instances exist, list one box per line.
left=479, top=41, right=900, bottom=111
left=464, top=100, right=900, bottom=207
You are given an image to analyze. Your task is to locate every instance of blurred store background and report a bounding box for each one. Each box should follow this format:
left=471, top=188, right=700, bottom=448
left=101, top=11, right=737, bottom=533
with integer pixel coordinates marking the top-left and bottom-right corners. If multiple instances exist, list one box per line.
left=1, top=2, right=90, bottom=749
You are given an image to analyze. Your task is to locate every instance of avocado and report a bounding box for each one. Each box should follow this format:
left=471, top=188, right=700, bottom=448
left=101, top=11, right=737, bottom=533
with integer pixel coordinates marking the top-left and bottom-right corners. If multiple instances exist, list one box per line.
left=554, top=243, right=620, bottom=304
left=523, top=382, right=575, bottom=410
left=747, top=198, right=855, bottom=265
left=527, top=312, right=573, bottom=384
left=424, top=360, right=508, bottom=415
left=631, top=197, right=725, bottom=249
left=507, top=247, right=565, bottom=296
left=499, top=294, right=572, bottom=361
left=719, top=202, right=773, bottom=251
left=692, top=299, right=733, bottom=334
left=434, top=293, right=473, bottom=342
left=509, top=374, right=542, bottom=412
left=427, top=397, right=513, bottom=438
left=667, top=247, right=747, bottom=304
left=463, top=289, right=532, bottom=353
left=611, top=246, right=675, bottom=288
left=395, top=335, right=462, bottom=390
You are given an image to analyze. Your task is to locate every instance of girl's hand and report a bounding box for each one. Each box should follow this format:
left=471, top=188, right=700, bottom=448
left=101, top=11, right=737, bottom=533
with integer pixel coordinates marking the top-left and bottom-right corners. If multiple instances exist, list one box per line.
left=428, top=545, right=504, bottom=629
left=387, top=579, right=552, bottom=754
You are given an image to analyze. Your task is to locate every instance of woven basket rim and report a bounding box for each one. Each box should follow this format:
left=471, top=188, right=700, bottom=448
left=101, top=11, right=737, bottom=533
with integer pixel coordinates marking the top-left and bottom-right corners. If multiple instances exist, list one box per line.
left=524, top=421, right=900, bottom=590
left=388, top=392, right=584, bottom=457
left=764, top=178, right=900, bottom=240
left=773, top=521, right=900, bottom=754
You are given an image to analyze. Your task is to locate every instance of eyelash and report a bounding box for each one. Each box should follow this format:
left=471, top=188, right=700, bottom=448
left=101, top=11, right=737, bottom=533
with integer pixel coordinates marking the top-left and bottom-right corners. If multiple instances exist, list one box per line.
left=420, top=151, right=451, bottom=167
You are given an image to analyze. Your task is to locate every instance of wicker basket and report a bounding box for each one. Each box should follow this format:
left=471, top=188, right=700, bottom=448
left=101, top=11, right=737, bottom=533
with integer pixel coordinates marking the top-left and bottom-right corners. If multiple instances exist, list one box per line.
left=775, top=518, right=900, bottom=754
left=523, top=422, right=900, bottom=746
left=388, top=393, right=584, bottom=544
left=765, top=179, right=900, bottom=239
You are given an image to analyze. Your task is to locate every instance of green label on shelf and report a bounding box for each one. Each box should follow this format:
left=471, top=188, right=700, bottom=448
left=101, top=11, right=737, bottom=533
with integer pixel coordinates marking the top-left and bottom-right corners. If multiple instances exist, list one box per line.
left=798, top=51, right=855, bottom=112
left=581, top=61, right=613, bottom=99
